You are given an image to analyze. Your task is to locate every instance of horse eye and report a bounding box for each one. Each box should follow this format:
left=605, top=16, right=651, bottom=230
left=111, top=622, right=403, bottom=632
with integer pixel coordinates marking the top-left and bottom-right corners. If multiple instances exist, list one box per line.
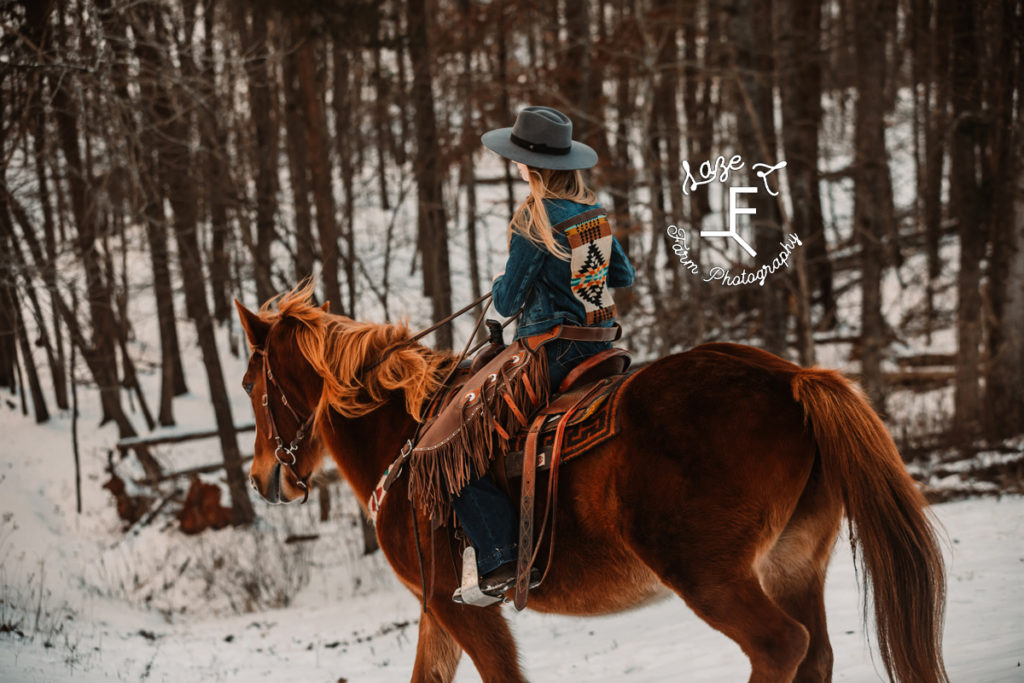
left=243, top=382, right=254, bottom=396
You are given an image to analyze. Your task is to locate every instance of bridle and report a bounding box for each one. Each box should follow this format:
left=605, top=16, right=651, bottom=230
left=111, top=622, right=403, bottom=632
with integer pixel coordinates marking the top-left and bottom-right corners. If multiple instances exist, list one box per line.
left=251, top=338, right=315, bottom=503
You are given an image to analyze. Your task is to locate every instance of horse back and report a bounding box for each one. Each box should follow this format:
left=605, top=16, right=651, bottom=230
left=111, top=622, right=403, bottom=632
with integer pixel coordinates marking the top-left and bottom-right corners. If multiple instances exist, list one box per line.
left=608, top=343, right=818, bottom=538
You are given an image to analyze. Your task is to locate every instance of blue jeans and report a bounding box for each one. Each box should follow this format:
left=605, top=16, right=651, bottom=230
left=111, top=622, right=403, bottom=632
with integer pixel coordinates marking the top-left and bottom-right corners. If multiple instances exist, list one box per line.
left=451, top=474, right=519, bottom=575
left=452, top=338, right=609, bottom=574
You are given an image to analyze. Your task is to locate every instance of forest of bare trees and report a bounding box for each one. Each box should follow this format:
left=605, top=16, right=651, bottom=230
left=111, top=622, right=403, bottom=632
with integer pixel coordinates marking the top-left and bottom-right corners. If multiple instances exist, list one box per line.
left=1, top=0, right=1021, bottom=522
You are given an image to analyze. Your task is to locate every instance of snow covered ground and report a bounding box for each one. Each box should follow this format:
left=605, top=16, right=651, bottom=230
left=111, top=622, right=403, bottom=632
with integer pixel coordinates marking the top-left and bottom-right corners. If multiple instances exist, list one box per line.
left=1, top=387, right=1022, bottom=682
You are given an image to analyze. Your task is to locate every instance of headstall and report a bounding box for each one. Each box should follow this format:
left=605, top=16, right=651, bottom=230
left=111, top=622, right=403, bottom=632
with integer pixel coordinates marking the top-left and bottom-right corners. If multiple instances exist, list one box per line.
left=252, top=340, right=315, bottom=503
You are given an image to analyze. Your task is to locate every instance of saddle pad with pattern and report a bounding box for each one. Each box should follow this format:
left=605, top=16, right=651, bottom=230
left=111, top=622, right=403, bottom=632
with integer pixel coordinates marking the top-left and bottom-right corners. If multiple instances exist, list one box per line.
left=501, top=371, right=635, bottom=480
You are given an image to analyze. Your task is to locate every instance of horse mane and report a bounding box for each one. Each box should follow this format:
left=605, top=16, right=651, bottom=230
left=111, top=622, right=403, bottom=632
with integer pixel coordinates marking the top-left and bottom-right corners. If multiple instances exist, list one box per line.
left=258, top=281, right=455, bottom=426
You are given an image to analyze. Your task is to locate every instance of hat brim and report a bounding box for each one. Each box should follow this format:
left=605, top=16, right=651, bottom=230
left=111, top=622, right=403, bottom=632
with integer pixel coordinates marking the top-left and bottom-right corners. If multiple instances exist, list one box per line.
left=481, top=127, right=598, bottom=170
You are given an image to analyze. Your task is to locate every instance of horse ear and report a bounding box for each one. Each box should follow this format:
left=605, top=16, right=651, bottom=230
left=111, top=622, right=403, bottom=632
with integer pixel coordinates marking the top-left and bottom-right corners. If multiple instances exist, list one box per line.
left=321, top=300, right=330, bottom=313
left=234, top=299, right=269, bottom=349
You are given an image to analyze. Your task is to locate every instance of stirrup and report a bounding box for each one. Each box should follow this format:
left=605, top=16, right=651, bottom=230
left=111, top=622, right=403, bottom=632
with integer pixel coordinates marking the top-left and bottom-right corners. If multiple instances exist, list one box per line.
left=452, top=546, right=504, bottom=607
left=452, top=547, right=542, bottom=607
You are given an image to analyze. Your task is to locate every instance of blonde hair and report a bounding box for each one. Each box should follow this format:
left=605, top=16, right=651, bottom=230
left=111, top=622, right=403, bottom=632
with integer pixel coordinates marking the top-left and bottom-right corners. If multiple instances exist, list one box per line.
left=509, top=167, right=597, bottom=261
left=258, top=281, right=455, bottom=426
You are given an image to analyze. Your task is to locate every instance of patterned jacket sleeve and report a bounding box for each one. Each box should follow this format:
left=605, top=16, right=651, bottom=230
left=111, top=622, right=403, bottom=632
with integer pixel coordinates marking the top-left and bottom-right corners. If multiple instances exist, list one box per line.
left=607, top=235, right=635, bottom=288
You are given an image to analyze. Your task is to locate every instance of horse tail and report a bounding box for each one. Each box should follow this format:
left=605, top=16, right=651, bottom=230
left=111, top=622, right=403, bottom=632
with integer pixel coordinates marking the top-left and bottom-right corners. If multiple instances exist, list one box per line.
left=791, top=368, right=948, bottom=683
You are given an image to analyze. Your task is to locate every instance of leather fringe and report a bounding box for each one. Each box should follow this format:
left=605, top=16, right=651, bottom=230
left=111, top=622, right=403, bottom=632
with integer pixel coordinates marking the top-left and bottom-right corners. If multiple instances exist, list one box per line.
left=408, top=347, right=550, bottom=524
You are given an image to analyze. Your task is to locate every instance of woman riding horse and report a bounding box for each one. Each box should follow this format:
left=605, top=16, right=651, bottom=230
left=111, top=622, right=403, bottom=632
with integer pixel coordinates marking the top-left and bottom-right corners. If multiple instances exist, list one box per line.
left=235, top=108, right=947, bottom=682
left=445, top=106, right=634, bottom=598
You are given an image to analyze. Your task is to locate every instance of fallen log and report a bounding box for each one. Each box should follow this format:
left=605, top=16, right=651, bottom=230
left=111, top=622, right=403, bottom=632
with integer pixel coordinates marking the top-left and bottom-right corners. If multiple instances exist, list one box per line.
left=117, top=423, right=255, bottom=453
left=133, top=455, right=255, bottom=486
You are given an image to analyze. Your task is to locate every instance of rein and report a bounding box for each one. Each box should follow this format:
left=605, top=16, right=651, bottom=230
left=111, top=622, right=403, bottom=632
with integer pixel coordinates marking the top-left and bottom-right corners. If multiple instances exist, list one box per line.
left=409, top=292, right=493, bottom=343
left=355, top=292, right=494, bottom=377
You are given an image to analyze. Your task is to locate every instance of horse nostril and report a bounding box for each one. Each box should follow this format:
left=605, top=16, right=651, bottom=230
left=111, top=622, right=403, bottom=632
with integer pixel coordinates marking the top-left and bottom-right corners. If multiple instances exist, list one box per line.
left=249, top=475, right=258, bottom=492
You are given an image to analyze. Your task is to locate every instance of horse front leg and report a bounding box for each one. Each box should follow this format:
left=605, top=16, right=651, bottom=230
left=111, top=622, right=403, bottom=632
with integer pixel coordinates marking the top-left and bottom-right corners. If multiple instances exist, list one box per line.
left=378, top=501, right=525, bottom=682
left=419, top=599, right=526, bottom=683
left=412, top=609, right=462, bottom=683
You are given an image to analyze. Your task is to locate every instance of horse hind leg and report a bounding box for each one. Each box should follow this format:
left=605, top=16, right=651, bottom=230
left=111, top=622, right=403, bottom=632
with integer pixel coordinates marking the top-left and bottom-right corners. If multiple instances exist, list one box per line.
left=412, top=610, right=462, bottom=683
left=681, top=568, right=809, bottom=682
left=624, top=524, right=810, bottom=682
left=757, top=469, right=843, bottom=683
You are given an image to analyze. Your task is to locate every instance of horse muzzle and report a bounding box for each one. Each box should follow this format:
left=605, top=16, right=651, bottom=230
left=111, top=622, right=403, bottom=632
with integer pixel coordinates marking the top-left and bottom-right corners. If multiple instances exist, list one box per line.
left=251, top=462, right=293, bottom=505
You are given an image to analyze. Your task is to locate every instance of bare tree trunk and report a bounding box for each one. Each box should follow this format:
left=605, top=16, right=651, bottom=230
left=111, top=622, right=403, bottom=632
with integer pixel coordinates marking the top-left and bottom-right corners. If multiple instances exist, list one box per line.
left=371, top=12, right=392, bottom=211
left=558, top=0, right=610, bottom=167
left=727, top=0, right=788, bottom=356
left=13, top=303, right=50, bottom=424
left=983, top=0, right=1024, bottom=439
left=28, top=73, right=69, bottom=410
left=986, top=132, right=1024, bottom=438
left=69, top=296, right=81, bottom=513
left=203, top=0, right=233, bottom=324
left=496, top=0, right=516, bottom=219
left=51, top=42, right=130, bottom=430
left=922, top=0, right=952, bottom=339
left=4, top=178, right=163, bottom=479
left=643, top=71, right=673, bottom=357
left=0, top=263, right=19, bottom=393
left=142, top=5, right=253, bottom=524
left=240, top=5, right=278, bottom=305
left=294, top=16, right=344, bottom=312
left=609, top=0, right=639, bottom=317
left=392, top=10, right=411, bottom=169
left=281, top=29, right=316, bottom=282
left=1, top=190, right=63, bottom=414
left=333, top=46, right=358, bottom=317
left=407, top=0, right=453, bottom=348
left=458, top=0, right=483, bottom=307
left=950, top=0, right=984, bottom=442
left=0, top=208, right=23, bottom=397
left=650, top=0, right=685, bottom=305
left=853, top=0, right=894, bottom=412
left=129, top=8, right=188, bottom=424
left=779, top=0, right=834, bottom=330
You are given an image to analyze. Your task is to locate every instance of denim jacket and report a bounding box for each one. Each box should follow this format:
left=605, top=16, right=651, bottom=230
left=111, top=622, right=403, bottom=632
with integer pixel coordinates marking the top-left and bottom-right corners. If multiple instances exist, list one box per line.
left=491, top=199, right=634, bottom=340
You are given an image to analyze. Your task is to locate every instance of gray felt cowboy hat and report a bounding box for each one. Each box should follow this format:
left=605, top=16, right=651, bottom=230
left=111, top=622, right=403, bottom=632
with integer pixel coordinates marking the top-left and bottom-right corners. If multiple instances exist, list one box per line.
left=481, top=106, right=598, bottom=170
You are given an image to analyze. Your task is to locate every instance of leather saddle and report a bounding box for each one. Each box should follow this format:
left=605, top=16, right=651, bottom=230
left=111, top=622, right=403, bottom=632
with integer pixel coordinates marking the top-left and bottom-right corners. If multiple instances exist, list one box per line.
left=436, top=346, right=632, bottom=481
left=450, top=346, right=636, bottom=609
left=498, top=349, right=631, bottom=480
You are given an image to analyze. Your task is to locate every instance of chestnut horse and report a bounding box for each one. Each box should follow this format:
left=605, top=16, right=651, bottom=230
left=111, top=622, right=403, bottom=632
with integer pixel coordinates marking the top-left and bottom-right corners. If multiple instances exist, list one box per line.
left=235, top=286, right=948, bottom=683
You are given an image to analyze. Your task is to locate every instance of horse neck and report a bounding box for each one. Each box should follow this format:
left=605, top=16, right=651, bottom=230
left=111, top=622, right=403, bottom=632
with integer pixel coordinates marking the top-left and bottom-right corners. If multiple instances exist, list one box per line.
left=321, top=397, right=418, bottom=507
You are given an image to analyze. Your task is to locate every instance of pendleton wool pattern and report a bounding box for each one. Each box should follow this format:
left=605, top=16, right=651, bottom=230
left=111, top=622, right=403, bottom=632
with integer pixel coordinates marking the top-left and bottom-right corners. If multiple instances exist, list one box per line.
left=561, top=208, right=617, bottom=324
